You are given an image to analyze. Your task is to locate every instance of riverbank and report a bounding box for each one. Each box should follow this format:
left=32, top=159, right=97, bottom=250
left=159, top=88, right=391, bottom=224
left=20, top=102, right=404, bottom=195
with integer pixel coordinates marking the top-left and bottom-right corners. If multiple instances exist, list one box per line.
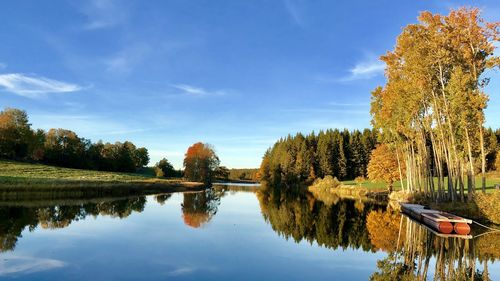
left=389, top=190, right=500, bottom=224
left=0, top=160, right=205, bottom=198
left=308, top=176, right=499, bottom=224
left=308, top=185, right=388, bottom=205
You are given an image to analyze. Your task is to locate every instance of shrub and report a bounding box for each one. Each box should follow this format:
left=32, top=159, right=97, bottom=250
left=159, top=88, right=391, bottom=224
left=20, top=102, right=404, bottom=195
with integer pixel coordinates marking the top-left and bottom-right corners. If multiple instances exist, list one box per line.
left=311, top=175, right=341, bottom=190
left=354, top=176, right=366, bottom=186
left=474, top=190, right=500, bottom=224
left=154, top=166, right=164, bottom=178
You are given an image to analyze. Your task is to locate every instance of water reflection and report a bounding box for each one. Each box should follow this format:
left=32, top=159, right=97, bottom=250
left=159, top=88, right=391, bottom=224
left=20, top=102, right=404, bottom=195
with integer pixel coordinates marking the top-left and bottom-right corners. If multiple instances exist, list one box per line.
left=0, top=185, right=498, bottom=281
left=257, top=183, right=499, bottom=281
left=369, top=214, right=499, bottom=281
left=0, top=196, right=146, bottom=252
left=181, top=190, right=221, bottom=228
left=256, top=183, right=386, bottom=251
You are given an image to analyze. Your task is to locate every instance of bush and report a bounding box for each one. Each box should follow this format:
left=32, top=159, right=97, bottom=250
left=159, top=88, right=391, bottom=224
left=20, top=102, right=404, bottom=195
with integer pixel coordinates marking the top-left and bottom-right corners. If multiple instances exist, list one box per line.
left=354, top=176, right=366, bottom=186
left=311, top=175, right=341, bottom=190
left=474, top=190, right=500, bottom=224
left=154, top=166, right=164, bottom=178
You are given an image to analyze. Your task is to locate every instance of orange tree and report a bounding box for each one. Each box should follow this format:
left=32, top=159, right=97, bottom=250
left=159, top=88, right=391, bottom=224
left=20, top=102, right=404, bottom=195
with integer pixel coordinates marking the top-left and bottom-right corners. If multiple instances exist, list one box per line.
left=367, top=144, right=405, bottom=192
left=183, top=142, right=220, bottom=184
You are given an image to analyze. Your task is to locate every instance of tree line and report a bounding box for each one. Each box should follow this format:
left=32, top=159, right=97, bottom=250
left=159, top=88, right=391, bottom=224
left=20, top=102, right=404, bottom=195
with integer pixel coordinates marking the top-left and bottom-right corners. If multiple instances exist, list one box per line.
left=0, top=108, right=149, bottom=172
left=212, top=167, right=259, bottom=182
left=260, top=8, right=500, bottom=195
left=371, top=8, right=499, bottom=201
left=259, top=129, right=378, bottom=185
left=260, top=126, right=500, bottom=187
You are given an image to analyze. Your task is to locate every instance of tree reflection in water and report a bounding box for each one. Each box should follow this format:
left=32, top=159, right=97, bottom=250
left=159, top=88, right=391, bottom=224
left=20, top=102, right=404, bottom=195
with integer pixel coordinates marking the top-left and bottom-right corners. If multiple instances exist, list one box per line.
left=0, top=196, right=147, bottom=252
left=0, top=185, right=498, bottom=281
left=258, top=183, right=499, bottom=281
left=256, top=183, right=386, bottom=251
left=369, top=214, right=499, bottom=281
left=181, top=189, right=221, bottom=228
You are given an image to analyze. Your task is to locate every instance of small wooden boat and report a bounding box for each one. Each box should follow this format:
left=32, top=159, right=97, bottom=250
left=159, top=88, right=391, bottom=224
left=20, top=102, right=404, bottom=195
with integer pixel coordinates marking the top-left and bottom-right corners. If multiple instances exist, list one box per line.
left=400, top=204, right=472, bottom=235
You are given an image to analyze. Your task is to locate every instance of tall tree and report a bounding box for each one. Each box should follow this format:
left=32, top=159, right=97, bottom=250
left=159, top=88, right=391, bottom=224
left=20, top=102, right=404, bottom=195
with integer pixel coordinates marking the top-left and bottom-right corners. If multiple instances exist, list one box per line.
left=0, top=108, right=33, bottom=159
left=370, top=8, right=499, bottom=200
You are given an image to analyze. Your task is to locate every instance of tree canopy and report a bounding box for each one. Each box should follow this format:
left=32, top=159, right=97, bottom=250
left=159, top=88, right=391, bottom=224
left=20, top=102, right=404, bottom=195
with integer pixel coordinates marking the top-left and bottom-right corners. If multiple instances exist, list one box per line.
left=183, top=142, right=220, bottom=184
left=0, top=107, right=149, bottom=173
left=370, top=8, right=499, bottom=201
left=367, top=144, right=405, bottom=191
left=260, top=129, right=379, bottom=185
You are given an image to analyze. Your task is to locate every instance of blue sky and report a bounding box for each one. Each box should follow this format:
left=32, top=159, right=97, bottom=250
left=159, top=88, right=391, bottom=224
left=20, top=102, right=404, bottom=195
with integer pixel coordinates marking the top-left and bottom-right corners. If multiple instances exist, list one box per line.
left=1, top=0, right=499, bottom=169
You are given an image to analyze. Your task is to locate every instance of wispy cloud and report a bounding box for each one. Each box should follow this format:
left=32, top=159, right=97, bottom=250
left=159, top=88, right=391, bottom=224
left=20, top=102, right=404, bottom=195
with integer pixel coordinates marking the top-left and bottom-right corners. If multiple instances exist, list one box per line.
left=0, top=73, right=82, bottom=98
left=0, top=255, right=65, bottom=276
left=80, top=0, right=128, bottom=30
left=105, top=45, right=150, bottom=75
left=316, top=56, right=385, bottom=83
left=172, top=84, right=229, bottom=97
left=283, top=0, right=307, bottom=27
left=0, top=62, right=6, bottom=69
left=348, top=60, right=385, bottom=79
left=167, top=266, right=197, bottom=276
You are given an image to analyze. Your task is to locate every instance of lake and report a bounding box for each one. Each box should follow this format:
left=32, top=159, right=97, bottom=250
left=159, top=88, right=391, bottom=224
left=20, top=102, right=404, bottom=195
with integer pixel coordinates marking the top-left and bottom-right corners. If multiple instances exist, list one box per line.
left=0, top=184, right=498, bottom=280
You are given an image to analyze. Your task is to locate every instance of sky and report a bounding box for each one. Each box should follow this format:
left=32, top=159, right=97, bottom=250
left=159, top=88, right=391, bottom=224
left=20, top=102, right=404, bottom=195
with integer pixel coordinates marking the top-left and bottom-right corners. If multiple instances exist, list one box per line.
left=1, top=0, right=499, bottom=169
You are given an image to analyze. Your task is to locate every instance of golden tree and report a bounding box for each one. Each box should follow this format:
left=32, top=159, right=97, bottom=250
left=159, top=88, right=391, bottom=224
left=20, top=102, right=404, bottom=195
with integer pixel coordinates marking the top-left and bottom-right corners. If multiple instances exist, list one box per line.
left=371, top=8, right=499, bottom=201
left=367, top=144, right=405, bottom=192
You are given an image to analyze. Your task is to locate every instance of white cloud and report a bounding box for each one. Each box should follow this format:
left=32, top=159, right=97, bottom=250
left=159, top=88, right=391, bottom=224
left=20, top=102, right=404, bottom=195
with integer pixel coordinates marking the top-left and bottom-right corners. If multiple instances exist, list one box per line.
left=167, top=266, right=197, bottom=276
left=283, top=0, right=307, bottom=27
left=349, top=61, right=385, bottom=78
left=0, top=73, right=82, bottom=98
left=314, top=57, right=385, bottom=83
left=0, top=255, right=65, bottom=276
left=172, top=84, right=229, bottom=97
left=80, top=0, right=128, bottom=30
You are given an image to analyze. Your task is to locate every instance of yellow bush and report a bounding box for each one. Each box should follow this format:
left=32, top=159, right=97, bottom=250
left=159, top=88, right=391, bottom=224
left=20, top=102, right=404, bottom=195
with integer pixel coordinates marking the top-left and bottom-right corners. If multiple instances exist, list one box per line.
left=474, top=190, right=500, bottom=224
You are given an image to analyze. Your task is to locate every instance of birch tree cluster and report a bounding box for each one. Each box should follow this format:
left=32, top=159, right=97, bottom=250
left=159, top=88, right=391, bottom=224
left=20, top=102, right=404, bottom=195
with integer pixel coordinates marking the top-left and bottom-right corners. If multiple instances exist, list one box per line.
left=370, top=8, right=499, bottom=201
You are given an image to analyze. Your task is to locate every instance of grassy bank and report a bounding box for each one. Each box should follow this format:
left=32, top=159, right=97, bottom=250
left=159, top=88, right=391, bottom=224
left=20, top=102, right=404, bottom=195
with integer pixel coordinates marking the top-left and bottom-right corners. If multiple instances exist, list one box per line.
left=0, top=160, right=204, bottom=197
left=342, top=176, right=500, bottom=193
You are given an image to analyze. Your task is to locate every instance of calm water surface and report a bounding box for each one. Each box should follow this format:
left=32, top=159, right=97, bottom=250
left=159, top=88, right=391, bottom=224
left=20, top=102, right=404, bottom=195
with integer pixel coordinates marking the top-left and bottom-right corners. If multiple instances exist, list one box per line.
left=0, top=184, right=498, bottom=280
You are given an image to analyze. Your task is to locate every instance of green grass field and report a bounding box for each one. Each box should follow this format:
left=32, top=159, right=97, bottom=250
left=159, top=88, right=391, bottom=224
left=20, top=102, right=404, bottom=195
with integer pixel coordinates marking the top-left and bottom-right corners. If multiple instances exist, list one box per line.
left=0, top=160, right=156, bottom=181
left=0, top=160, right=202, bottom=195
left=342, top=176, right=500, bottom=193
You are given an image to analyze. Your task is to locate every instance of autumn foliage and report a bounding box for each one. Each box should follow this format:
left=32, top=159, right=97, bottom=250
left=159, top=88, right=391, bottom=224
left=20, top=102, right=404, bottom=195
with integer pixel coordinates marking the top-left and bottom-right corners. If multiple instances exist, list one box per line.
left=181, top=191, right=220, bottom=228
left=183, top=142, right=220, bottom=183
left=366, top=209, right=404, bottom=252
left=371, top=8, right=499, bottom=200
left=367, top=144, right=404, bottom=191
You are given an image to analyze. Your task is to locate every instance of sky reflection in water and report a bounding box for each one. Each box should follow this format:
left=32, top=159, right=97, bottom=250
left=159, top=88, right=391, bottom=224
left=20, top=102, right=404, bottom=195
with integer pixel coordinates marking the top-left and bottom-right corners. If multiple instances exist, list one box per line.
left=0, top=185, right=498, bottom=281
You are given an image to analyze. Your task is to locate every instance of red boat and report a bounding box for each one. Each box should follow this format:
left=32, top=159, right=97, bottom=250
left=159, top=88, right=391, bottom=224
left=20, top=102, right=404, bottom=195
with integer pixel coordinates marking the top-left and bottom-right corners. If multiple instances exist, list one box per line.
left=400, top=204, right=472, bottom=235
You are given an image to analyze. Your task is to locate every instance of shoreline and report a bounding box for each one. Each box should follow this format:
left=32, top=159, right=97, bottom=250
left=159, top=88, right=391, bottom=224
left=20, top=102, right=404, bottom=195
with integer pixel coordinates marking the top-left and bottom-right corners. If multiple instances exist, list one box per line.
left=0, top=177, right=206, bottom=199
left=308, top=184, right=499, bottom=224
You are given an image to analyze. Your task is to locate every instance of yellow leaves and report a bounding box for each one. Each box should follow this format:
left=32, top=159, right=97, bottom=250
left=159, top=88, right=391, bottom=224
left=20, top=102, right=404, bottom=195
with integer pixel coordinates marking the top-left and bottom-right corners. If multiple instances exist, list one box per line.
left=366, top=209, right=403, bottom=252
left=367, top=144, right=404, bottom=187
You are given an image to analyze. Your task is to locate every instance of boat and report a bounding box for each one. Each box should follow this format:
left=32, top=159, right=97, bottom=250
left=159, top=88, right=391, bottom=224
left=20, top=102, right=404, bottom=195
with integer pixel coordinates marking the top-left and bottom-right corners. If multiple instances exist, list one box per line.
left=400, top=203, right=472, bottom=235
